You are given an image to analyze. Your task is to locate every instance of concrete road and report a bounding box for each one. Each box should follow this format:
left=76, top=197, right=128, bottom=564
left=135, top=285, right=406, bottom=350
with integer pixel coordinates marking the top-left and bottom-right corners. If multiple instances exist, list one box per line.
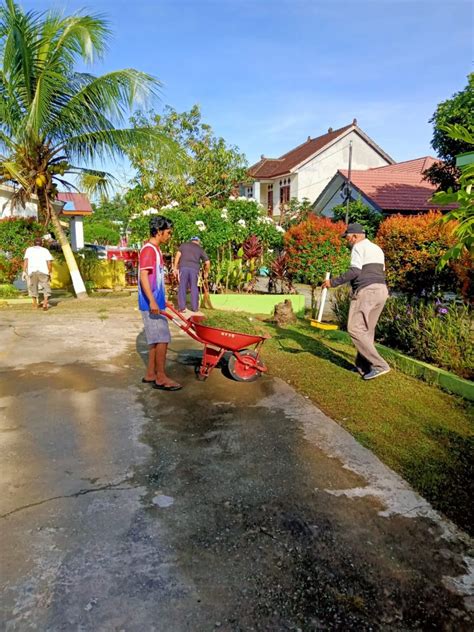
left=0, top=309, right=472, bottom=631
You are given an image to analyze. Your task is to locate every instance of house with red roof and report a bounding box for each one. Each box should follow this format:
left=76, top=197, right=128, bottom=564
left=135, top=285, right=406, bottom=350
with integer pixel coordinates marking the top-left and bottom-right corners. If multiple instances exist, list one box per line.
left=245, top=119, right=394, bottom=217
left=313, top=157, right=452, bottom=216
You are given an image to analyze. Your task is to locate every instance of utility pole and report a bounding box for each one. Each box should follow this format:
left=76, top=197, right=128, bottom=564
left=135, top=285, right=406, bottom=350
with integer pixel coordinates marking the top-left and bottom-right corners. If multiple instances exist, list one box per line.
left=345, top=140, right=353, bottom=224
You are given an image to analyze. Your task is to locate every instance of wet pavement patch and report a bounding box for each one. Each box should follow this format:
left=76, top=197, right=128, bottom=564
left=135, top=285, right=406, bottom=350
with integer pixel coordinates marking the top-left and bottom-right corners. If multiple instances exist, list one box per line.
left=133, top=342, right=474, bottom=630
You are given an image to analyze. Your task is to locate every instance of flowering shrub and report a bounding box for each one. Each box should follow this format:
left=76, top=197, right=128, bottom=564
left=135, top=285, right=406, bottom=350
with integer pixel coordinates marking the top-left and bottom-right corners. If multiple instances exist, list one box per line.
left=0, top=217, right=44, bottom=282
left=332, top=290, right=473, bottom=379
left=375, top=211, right=467, bottom=298
left=285, top=216, right=350, bottom=315
left=128, top=199, right=284, bottom=292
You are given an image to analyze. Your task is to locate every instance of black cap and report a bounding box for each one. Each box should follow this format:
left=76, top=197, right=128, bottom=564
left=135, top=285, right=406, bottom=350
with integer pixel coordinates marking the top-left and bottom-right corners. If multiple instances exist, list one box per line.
left=343, top=222, right=366, bottom=237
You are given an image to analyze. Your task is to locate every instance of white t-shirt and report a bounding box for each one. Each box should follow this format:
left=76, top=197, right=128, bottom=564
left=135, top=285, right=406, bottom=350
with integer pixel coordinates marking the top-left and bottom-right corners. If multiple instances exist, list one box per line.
left=24, top=246, right=53, bottom=275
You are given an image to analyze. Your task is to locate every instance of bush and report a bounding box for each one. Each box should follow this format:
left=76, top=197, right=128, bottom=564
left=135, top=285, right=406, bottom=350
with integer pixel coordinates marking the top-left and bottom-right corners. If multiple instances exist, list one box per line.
left=285, top=216, right=350, bottom=315
left=0, top=283, right=20, bottom=298
left=376, top=298, right=473, bottom=379
left=0, top=217, right=44, bottom=282
left=375, top=211, right=465, bottom=297
left=332, top=289, right=473, bottom=379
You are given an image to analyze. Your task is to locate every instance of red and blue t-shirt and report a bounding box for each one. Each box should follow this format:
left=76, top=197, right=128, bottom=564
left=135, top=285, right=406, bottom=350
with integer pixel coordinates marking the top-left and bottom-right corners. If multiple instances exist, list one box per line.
left=138, top=242, right=166, bottom=311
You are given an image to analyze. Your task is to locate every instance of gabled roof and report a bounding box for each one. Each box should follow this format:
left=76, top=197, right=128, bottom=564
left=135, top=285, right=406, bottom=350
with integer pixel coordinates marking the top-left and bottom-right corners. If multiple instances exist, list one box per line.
left=248, top=122, right=394, bottom=179
left=57, top=192, right=93, bottom=216
left=337, top=157, right=453, bottom=212
left=249, top=124, right=353, bottom=179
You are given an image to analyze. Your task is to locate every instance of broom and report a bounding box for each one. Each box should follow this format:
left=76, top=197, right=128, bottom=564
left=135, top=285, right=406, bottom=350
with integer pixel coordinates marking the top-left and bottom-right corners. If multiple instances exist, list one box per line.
left=310, top=272, right=339, bottom=330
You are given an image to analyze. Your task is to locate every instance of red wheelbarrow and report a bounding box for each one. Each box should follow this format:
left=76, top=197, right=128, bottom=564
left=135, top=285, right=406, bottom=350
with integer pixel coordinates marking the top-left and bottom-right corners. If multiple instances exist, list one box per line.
left=163, top=303, right=270, bottom=382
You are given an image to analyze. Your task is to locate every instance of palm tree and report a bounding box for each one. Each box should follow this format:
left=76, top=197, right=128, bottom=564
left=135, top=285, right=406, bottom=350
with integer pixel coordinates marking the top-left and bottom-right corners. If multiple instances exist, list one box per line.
left=0, top=0, right=179, bottom=297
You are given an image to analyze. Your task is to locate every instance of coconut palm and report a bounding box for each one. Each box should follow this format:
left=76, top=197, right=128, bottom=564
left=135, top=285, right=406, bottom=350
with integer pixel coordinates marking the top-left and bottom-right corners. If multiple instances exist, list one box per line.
left=0, top=0, right=179, bottom=297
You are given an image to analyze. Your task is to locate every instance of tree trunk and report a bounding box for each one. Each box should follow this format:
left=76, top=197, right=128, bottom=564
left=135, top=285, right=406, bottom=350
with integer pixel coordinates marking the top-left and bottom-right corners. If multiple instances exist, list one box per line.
left=49, top=207, right=88, bottom=299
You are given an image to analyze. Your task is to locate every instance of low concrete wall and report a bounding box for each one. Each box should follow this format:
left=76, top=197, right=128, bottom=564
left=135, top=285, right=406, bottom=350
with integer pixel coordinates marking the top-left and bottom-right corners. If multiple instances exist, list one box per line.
left=207, top=294, right=306, bottom=316
left=51, top=260, right=126, bottom=290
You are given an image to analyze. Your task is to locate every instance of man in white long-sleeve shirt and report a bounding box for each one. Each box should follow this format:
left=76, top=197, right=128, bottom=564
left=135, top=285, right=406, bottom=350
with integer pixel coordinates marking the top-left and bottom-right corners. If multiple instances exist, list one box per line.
left=322, top=223, right=390, bottom=380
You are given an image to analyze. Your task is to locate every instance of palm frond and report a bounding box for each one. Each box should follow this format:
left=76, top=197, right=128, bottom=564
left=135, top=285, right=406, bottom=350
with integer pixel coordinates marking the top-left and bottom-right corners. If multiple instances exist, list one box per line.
left=64, top=127, right=185, bottom=173
left=46, top=69, right=162, bottom=139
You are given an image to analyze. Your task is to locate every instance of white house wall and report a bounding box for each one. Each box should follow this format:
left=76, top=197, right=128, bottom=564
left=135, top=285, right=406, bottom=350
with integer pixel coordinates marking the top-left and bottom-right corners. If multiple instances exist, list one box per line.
left=0, top=189, right=38, bottom=219
left=293, top=130, right=390, bottom=206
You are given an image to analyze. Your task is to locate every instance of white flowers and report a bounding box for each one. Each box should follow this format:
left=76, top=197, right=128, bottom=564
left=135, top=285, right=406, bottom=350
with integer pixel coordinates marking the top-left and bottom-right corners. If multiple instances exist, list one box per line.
left=195, top=220, right=206, bottom=231
left=237, top=219, right=246, bottom=227
left=161, top=200, right=179, bottom=210
left=267, top=249, right=274, bottom=254
left=228, top=195, right=236, bottom=201
left=276, top=225, right=285, bottom=233
left=220, top=208, right=228, bottom=219
left=258, top=216, right=273, bottom=225
left=141, top=207, right=159, bottom=216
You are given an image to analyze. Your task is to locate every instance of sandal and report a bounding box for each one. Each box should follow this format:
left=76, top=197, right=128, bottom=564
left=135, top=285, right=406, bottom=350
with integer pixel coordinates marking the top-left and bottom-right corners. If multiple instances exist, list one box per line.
left=152, top=383, right=183, bottom=391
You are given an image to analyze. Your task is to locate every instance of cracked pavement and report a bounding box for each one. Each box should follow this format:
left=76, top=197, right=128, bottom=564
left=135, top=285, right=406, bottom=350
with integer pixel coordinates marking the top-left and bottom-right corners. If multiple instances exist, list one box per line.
left=0, top=308, right=473, bottom=631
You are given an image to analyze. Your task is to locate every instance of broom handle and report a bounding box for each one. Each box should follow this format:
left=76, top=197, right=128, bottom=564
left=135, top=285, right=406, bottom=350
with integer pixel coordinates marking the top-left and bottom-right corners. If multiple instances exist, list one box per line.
left=317, top=272, right=330, bottom=322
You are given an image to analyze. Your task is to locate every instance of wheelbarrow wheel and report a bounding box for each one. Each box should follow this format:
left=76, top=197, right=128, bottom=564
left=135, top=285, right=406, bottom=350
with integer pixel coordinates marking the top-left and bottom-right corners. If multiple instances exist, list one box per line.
left=228, top=350, right=261, bottom=382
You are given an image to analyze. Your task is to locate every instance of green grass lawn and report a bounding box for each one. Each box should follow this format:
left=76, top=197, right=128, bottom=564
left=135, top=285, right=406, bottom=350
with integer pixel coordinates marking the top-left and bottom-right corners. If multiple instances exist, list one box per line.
left=202, top=309, right=474, bottom=535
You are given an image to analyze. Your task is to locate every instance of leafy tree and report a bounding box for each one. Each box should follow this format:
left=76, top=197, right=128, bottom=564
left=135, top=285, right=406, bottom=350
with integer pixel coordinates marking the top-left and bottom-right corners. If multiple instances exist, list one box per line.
left=332, top=197, right=383, bottom=239
left=285, top=216, right=349, bottom=317
left=0, top=0, right=179, bottom=297
left=430, top=124, right=474, bottom=279
left=83, top=217, right=120, bottom=245
left=92, top=194, right=130, bottom=224
left=127, top=105, right=248, bottom=209
left=424, top=74, right=474, bottom=191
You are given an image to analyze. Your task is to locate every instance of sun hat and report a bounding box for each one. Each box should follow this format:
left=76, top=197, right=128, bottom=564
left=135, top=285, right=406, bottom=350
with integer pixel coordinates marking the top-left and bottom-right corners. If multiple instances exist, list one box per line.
left=343, top=222, right=366, bottom=236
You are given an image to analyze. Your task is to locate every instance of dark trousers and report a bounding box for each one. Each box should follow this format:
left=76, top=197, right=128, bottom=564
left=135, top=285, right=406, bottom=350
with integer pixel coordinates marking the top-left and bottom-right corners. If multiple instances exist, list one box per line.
left=178, top=267, right=199, bottom=311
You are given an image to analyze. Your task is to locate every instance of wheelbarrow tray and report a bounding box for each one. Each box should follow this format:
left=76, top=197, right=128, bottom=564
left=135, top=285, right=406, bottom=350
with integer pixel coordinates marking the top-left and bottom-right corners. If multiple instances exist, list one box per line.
left=189, top=317, right=267, bottom=352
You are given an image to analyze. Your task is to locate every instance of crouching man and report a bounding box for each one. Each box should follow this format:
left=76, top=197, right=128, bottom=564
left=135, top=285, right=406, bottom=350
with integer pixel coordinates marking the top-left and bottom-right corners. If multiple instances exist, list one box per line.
left=322, top=223, right=390, bottom=380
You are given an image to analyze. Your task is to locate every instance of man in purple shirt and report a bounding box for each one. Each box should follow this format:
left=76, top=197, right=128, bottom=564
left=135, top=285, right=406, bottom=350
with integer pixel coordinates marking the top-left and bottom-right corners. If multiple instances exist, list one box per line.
left=173, top=236, right=210, bottom=313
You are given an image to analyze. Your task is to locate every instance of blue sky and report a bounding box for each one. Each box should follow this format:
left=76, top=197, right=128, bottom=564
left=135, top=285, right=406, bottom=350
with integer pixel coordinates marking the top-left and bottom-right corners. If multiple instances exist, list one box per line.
left=23, top=0, right=473, bottom=182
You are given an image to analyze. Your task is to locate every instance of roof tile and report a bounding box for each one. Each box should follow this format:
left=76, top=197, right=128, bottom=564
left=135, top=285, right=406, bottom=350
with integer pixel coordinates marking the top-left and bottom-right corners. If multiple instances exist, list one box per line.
left=339, top=157, right=453, bottom=211
left=249, top=124, right=353, bottom=178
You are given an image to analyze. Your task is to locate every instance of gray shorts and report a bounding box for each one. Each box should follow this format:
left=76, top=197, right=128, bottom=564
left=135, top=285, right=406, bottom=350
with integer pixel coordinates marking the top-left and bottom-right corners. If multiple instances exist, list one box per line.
left=141, top=310, right=171, bottom=345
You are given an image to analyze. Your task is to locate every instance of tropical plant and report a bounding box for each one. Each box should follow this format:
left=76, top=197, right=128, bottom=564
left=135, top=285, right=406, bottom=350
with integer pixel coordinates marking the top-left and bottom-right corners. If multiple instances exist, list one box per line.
left=0, top=0, right=179, bottom=297
left=268, top=253, right=294, bottom=294
left=332, top=197, right=383, bottom=239
left=242, top=234, right=263, bottom=292
left=285, top=216, right=349, bottom=317
left=430, top=124, right=474, bottom=274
